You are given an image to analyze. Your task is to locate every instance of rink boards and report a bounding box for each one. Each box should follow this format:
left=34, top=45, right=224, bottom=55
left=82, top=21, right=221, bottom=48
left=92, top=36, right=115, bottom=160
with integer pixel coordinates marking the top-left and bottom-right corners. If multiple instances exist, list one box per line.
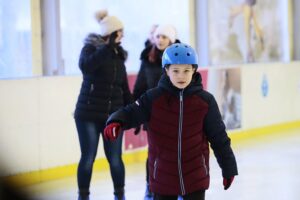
left=0, top=62, right=300, bottom=185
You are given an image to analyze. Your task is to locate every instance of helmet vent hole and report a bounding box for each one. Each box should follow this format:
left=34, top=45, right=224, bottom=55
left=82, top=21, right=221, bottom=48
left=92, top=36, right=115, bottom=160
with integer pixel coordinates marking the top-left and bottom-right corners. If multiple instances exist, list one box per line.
left=175, top=45, right=179, bottom=48
left=187, top=53, right=190, bottom=56
left=174, top=53, right=178, bottom=56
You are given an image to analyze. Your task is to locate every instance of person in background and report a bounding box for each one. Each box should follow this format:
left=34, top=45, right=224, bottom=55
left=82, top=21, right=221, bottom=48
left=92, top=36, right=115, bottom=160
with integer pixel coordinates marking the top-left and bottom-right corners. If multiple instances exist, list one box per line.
left=104, top=43, right=238, bottom=200
left=74, top=10, right=132, bottom=200
left=144, top=24, right=158, bottom=47
left=133, top=24, right=178, bottom=105
left=132, top=24, right=178, bottom=200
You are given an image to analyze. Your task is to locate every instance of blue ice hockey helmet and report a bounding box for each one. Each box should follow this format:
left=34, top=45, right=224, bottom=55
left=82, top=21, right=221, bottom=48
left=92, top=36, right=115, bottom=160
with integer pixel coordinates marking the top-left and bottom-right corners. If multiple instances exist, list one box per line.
left=162, top=43, right=198, bottom=67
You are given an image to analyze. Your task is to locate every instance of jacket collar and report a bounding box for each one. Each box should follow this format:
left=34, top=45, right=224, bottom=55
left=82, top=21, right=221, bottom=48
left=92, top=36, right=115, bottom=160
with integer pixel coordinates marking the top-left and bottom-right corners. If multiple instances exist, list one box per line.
left=84, top=33, right=128, bottom=61
left=84, top=33, right=105, bottom=47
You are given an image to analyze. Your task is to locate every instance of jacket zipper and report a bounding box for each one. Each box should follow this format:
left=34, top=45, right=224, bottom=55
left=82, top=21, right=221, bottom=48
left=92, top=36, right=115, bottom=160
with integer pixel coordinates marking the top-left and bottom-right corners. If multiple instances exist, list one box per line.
left=178, top=90, right=185, bottom=195
left=153, top=159, right=158, bottom=179
left=87, top=83, right=94, bottom=105
left=107, top=60, right=117, bottom=116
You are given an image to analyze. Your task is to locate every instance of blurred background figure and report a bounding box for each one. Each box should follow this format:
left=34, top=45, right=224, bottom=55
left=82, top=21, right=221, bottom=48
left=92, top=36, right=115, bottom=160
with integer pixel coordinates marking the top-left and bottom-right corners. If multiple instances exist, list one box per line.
left=220, top=70, right=241, bottom=129
left=133, top=24, right=178, bottom=200
left=144, top=24, right=158, bottom=47
left=0, top=179, right=31, bottom=200
left=229, top=0, right=264, bottom=62
left=74, top=10, right=132, bottom=200
left=133, top=24, right=178, bottom=101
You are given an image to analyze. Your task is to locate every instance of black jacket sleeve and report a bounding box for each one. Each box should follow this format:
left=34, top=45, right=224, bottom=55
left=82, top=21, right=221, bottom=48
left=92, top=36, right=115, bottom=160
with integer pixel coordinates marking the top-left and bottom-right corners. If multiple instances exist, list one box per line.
left=78, top=44, right=112, bottom=73
left=203, top=93, right=238, bottom=178
left=122, top=69, right=133, bottom=105
left=106, top=91, right=152, bottom=129
left=133, top=62, right=148, bottom=100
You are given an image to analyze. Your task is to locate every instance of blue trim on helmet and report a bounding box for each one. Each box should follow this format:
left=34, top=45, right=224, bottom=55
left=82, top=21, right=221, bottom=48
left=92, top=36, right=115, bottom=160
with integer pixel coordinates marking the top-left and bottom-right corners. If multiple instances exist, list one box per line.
left=162, top=43, right=198, bottom=67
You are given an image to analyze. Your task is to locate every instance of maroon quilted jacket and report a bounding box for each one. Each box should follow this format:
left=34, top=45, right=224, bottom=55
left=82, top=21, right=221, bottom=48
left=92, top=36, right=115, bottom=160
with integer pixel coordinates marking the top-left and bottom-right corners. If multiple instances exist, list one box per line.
left=107, top=72, right=238, bottom=195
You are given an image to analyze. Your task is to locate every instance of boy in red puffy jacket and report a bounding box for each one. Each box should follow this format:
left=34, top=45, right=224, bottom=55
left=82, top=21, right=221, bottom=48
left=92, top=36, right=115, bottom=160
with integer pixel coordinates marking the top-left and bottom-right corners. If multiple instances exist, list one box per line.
left=104, top=43, right=238, bottom=200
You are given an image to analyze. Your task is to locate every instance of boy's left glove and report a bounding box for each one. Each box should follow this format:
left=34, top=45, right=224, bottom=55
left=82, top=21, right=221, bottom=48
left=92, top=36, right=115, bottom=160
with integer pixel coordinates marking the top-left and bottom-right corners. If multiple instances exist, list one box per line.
left=104, top=122, right=122, bottom=141
left=223, top=176, right=234, bottom=190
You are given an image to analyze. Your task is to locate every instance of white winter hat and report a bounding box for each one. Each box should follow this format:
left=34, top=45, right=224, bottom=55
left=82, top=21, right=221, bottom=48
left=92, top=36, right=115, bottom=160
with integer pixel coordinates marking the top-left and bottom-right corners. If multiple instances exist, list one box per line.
left=154, top=24, right=177, bottom=43
left=95, top=10, right=124, bottom=36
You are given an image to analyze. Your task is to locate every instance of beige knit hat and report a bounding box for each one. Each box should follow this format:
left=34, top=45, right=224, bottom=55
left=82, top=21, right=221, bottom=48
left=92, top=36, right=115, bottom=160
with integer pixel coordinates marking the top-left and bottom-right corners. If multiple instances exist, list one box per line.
left=154, top=24, right=177, bottom=43
left=95, top=10, right=124, bottom=36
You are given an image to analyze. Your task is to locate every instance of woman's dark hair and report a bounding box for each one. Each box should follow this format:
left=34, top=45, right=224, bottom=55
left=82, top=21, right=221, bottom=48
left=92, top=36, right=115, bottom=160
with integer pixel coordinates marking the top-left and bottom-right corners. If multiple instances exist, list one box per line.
left=101, top=31, right=119, bottom=44
left=149, top=39, right=181, bottom=63
left=148, top=40, right=172, bottom=63
left=148, top=45, right=160, bottom=63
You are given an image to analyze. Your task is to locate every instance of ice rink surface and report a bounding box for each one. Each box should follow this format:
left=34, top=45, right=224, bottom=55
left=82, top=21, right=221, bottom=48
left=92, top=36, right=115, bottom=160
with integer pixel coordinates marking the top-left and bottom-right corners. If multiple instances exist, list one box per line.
left=23, top=128, right=300, bottom=200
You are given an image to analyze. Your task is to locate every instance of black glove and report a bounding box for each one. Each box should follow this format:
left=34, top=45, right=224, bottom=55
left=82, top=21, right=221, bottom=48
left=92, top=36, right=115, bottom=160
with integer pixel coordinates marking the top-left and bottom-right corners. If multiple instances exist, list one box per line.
left=134, top=126, right=141, bottom=135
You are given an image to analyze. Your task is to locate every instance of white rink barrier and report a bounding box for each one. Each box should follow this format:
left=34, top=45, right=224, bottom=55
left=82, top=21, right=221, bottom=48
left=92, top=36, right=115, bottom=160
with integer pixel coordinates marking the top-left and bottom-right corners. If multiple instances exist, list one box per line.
left=0, top=62, right=300, bottom=176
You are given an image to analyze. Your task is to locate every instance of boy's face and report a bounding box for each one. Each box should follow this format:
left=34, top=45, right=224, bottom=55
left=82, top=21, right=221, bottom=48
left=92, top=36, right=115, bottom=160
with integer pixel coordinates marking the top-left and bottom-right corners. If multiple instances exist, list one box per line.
left=165, top=64, right=195, bottom=89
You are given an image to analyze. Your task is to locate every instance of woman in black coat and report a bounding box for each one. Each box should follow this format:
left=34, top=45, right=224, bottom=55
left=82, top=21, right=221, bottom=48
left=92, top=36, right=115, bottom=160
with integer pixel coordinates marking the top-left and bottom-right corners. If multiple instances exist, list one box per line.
left=133, top=24, right=178, bottom=199
left=74, top=10, right=132, bottom=200
left=133, top=25, right=178, bottom=100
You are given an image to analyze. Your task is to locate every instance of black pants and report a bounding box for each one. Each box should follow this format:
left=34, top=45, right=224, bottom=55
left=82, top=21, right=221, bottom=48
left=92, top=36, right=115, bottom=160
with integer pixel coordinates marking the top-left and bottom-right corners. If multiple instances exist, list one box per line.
left=154, top=190, right=205, bottom=200
left=75, top=119, right=125, bottom=191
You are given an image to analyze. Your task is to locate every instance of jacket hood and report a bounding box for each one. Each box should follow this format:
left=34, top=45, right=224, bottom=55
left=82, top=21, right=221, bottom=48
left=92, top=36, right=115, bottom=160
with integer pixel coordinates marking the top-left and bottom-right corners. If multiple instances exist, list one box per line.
left=158, top=72, right=203, bottom=96
left=84, top=33, right=105, bottom=47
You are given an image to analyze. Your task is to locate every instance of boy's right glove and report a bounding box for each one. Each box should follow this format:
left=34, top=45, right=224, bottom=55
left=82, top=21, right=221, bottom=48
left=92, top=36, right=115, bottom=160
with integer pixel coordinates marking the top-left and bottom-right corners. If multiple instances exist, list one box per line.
left=104, top=122, right=122, bottom=141
left=223, top=176, right=234, bottom=190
